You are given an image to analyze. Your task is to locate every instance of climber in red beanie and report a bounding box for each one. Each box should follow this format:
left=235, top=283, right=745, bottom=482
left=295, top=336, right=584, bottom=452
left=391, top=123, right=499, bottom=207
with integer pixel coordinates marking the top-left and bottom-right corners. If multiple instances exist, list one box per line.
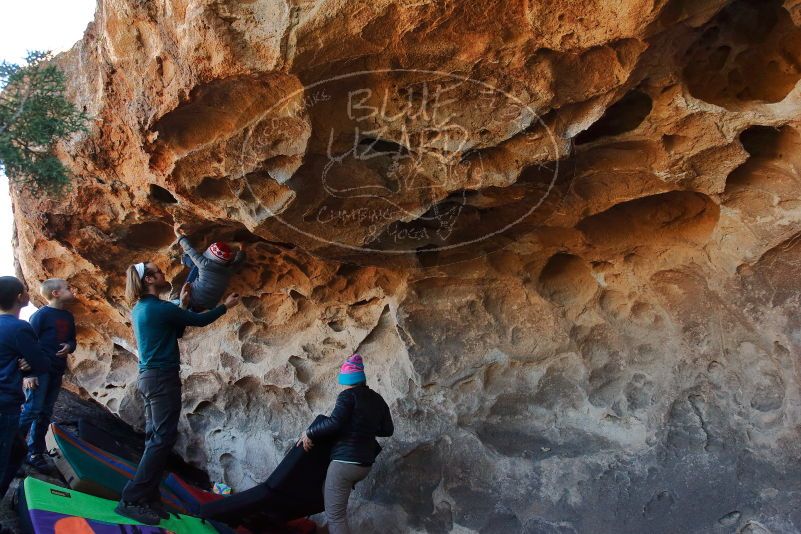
left=173, top=224, right=247, bottom=311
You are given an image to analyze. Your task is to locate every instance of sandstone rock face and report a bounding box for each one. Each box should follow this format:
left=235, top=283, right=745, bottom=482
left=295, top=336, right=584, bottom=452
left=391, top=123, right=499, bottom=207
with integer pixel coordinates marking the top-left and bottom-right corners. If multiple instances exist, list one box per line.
left=11, top=0, right=801, bottom=532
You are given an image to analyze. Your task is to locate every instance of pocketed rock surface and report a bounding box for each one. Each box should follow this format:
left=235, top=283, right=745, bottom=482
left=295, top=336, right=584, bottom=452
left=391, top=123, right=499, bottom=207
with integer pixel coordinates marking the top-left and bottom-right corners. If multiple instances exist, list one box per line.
left=10, top=0, right=801, bottom=532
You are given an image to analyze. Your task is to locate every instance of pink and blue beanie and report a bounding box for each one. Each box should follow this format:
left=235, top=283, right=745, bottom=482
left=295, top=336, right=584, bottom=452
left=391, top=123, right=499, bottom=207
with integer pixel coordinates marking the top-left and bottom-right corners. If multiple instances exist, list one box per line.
left=338, top=354, right=366, bottom=385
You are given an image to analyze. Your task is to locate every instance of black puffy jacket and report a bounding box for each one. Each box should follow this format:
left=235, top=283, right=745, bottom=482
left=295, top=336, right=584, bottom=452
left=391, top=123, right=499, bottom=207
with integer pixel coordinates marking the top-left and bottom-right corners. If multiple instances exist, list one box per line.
left=306, top=385, right=394, bottom=465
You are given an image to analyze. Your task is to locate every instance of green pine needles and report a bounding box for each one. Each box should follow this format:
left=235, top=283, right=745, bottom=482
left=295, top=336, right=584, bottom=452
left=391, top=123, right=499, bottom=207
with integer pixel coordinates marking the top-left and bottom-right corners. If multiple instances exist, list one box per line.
left=0, top=50, right=89, bottom=195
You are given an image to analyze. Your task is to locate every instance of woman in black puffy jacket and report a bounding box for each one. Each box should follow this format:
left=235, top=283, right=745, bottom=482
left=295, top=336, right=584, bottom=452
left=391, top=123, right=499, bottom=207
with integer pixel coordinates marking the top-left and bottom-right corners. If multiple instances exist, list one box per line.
left=299, top=354, right=393, bottom=534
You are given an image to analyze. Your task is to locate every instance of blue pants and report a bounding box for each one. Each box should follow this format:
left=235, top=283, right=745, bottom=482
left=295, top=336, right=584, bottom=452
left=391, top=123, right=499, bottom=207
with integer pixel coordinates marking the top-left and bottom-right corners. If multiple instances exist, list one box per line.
left=183, top=254, right=198, bottom=284
left=19, top=372, right=63, bottom=456
left=0, top=411, right=24, bottom=499
left=121, top=369, right=181, bottom=504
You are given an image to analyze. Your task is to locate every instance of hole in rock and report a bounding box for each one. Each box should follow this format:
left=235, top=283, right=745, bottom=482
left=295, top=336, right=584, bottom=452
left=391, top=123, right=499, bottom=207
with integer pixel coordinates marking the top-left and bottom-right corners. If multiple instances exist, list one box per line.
left=575, top=90, right=653, bottom=145
left=662, top=134, right=689, bottom=153
left=124, top=221, right=175, bottom=250
left=288, top=289, right=306, bottom=302
left=41, top=257, right=65, bottom=274
left=683, top=0, right=801, bottom=108
left=234, top=375, right=262, bottom=394
left=195, top=176, right=232, bottom=200
left=238, top=322, right=257, bottom=342
left=288, top=356, right=312, bottom=384
left=724, top=125, right=801, bottom=195
left=230, top=228, right=269, bottom=245
left=107, top=343, right=137, bottom=385
left=352, top=297, right=379, bottom=307
left=415, top=244, right=439, bottom=269
left=538, top=253, right=597, bottom=307
left=184, top=221, right=273, bottom=253
left=186, top=401, right=224, bottom=435
left=336, top=263, right=360, bottom=277
left=358, top=137, right=409, bottom=156
left=738, top=125, right=783, bottom=157
left=149, top=184, right=178, bottom=204
left=241, top=296, right=261, bottom=313
left=577, top=190, right=720, bottom=249
left=328, top=320, right=346, bottom=332
left=242, top=342, right=268, bottom=364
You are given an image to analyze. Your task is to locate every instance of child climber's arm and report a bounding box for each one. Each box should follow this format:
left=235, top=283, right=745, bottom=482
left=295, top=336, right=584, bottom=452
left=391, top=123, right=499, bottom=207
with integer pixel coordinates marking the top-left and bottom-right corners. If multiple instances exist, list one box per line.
left=177, top=236, right=214, bottom=269
left=173, top=225, right=212, bottom=269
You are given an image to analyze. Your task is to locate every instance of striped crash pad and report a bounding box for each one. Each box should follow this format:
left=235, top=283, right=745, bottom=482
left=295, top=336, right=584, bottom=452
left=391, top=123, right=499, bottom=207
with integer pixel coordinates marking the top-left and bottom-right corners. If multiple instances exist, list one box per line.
left=45, top=423, right=221, bottom=515
left=16, top=476, right=222, bottom=534
left=45, top=424, right=318, bottom=533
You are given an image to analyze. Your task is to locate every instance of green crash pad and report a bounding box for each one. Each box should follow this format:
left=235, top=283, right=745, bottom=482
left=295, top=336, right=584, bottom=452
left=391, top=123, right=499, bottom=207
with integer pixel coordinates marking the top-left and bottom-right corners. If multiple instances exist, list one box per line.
left=18, top=476, right=221, bottom=534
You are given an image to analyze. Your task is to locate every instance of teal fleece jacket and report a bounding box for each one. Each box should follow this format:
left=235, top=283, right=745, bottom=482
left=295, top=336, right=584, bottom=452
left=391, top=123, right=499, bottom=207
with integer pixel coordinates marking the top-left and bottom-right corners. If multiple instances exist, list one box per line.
left=132, top=295, right=227, bottom=371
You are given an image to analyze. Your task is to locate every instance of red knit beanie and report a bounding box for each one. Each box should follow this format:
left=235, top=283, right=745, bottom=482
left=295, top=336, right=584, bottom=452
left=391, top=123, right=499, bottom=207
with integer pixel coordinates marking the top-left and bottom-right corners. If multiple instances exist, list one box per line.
left=207, top=242, right=233, bottom=263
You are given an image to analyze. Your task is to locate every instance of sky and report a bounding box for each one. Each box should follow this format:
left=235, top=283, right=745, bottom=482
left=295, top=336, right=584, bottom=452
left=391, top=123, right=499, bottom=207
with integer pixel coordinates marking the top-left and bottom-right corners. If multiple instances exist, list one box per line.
left=0, top=0, right=97, bottom=318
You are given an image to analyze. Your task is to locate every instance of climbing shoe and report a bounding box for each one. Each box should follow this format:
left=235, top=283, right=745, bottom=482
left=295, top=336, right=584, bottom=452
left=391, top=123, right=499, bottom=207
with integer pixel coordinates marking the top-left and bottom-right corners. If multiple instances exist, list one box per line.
left=147, top=499, right=170, bottom=520
left=114, top=501, right=160, bottom=525
left=25, top=454, right=49, bottom=472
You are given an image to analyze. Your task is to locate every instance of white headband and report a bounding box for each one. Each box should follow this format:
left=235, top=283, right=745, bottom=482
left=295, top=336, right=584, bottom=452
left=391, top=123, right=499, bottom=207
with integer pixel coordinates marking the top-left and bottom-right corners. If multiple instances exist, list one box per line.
left=134, top=263, right=146, bottom=280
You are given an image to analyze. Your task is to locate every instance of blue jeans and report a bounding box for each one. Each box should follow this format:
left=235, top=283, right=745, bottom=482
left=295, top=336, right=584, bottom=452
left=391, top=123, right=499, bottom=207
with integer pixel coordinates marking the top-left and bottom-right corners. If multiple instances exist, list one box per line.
left=0, top=412, right=24, bottom=499
left=121, top=369, right=181, bottom=504
left=19, top=372, right=63, bottom=456
left=183, top=254, right=198, bottom=284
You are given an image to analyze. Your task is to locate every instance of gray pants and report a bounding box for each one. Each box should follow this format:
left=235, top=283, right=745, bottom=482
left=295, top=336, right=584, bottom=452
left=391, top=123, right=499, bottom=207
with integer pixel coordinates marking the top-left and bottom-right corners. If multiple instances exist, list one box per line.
left=121, top=369, right=181, bottom=504
left=324, top=461, right=371, bottom=534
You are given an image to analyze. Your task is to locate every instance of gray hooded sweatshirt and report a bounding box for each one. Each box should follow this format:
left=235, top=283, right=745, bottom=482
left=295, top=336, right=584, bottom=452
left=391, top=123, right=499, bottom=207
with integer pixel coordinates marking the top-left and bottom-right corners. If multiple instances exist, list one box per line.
left=178, top=236, right=246, bottom=310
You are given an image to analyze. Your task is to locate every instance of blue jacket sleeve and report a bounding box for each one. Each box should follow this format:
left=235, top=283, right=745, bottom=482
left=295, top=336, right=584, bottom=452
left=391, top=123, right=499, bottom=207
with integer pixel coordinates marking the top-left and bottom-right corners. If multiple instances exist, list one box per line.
left=68, top=314, right=77, bottom=353
left=28, top=311, right=42, bottom=337
left=166, top=302, right=227, bottom=328
left=15, top=324, right=50, bottom=374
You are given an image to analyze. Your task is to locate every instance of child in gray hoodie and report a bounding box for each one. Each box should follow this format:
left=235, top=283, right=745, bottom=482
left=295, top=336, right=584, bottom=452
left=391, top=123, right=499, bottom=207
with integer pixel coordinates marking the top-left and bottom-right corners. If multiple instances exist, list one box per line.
left=173, top=225, right=246, bottom=311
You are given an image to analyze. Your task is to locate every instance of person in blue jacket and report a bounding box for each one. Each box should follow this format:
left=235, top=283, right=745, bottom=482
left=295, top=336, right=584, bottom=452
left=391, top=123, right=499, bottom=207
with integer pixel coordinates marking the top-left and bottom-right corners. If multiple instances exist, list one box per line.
left=0, top=276, right=49, bottom=502
left=20, top=278, right=77, bottom=471
left=115, top=261, right=240, bottom=525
